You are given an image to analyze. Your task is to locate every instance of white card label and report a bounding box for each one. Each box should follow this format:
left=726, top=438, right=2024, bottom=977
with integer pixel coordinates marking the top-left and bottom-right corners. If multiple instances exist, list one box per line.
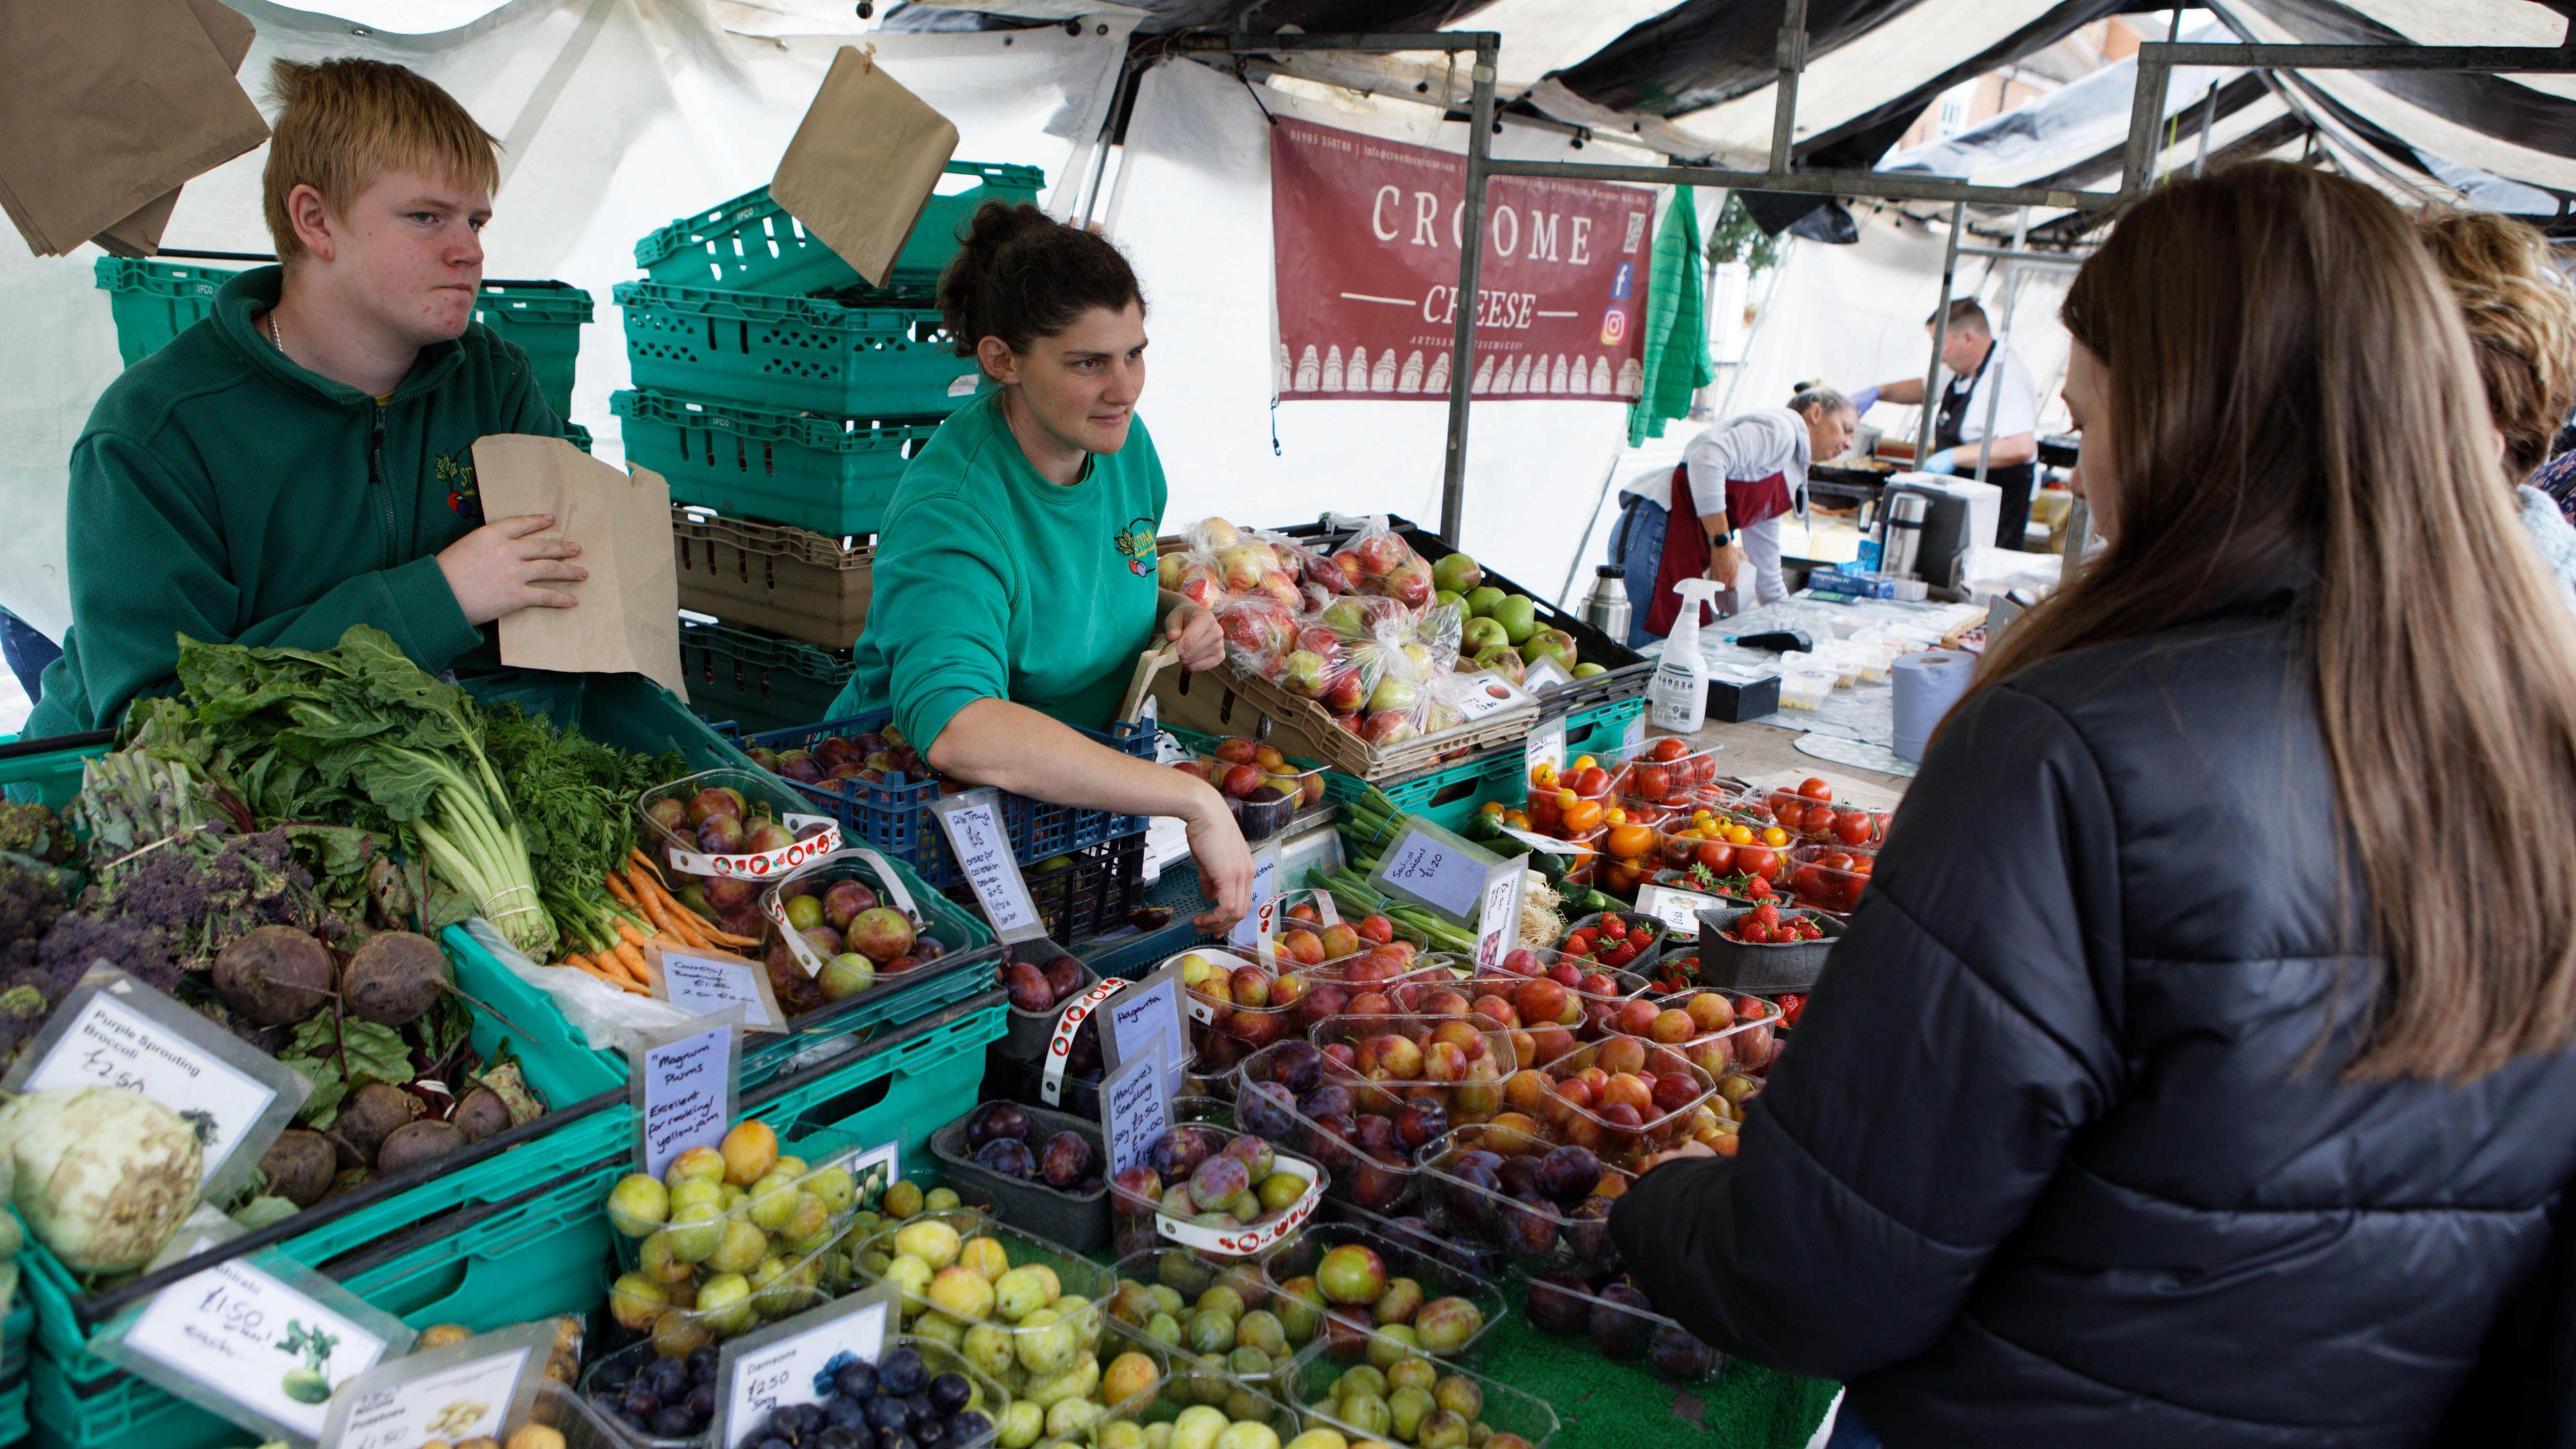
left=1523, top=657, right=1576, bottom=694
left=1100, top=1040, right=1172, bottom=1178
left=123, top=1257, right=390, bottom=1439
left=640, top=1023, right=735, bottom=1179
left=1367, top=818, right=1505, bottom=922
left=1450, top=672, right=1532, bottom=720
left=714, top=1288, right=896, bottom=1449
left=1102, top=965, right=1191, bottom=1100
left=649, top=947, right=784, bottom=1031
left=932, top=790, right=1044, bottom=942
left=332, top=1344, right=533, bottom=1449
left=23, top=994, right=279, bottom=1185
left=1472, top=859, right=1526, bottom=971
left=1623, top=712, right=1649, bottom=751
left=1523, top=717, right=1568, bottom=780
left=1636, top=883, right=1718, bottom=941
left=1228, top=844, right=1282, bottom=949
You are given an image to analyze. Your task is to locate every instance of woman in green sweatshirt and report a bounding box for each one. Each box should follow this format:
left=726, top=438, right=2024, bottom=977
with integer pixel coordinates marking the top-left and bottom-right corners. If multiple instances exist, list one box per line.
left=826, top=205, right=1252, bottom=932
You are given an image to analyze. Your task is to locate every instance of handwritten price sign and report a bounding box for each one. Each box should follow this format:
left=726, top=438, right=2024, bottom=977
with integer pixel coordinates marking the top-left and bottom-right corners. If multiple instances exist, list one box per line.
left=931, top=790, right=1045, bottom=943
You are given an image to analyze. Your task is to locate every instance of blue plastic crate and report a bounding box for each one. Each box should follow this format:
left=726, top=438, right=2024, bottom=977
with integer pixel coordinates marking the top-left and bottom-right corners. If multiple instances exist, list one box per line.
left=743, top=711, right=1152, bottom=892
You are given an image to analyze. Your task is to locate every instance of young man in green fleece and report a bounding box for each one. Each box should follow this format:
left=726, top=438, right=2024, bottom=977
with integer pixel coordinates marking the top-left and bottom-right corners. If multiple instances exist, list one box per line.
left=24, top=57, right=582, bottom=738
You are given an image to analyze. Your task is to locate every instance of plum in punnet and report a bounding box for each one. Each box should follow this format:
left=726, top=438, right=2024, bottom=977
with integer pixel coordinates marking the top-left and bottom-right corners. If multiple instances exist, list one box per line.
left=1145, top=1128, right=1210, bottom=1184
left=1526, top=1274, right=1591, bottom=1334
left=1538, top=1144, right=1604, bottom=1205
left=1394, top=1100, right=1449, bottom=1153
left=1238, top=1082, right=1300, bottom=1140
left=1500, top=1196, right=1562, bottom=1258
left=1651, top=1322, right=1720, bottom=1378
left=1299, top=1083, right=1356, bottom=1121
left=1040, top=1131, right=1094, bottom=1189
left=1271, top=1040, right=1326, bottom=1096
left=1112, top=1165, right=1161, bottom=1215
left=1042, top=955, right=1085, bottom=1002
left=1188, top=1155, right=1250, bottom=1212
left=975, top=1138, right=1037, bottom=1179
left=1002, top=962, right=1054, bottom=1013
left=1591, top=1283, right=1657, bottom=1358
left=967, top=1101, right=1030, bottom=1147
left=1220, top=1134, right=1275, bottom=1180
left=1496, top=1156, right=1544, bottom=1201
left=1566, top=1195, right=1619, bottom=1279
left=822, top=879, right=877, bottom=930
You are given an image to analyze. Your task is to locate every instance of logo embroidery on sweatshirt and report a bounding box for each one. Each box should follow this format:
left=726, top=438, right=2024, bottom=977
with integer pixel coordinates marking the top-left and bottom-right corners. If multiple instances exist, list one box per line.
left=435, top=452, right=480, bottom=519
left=1116, top=518, right=1158, bottom=578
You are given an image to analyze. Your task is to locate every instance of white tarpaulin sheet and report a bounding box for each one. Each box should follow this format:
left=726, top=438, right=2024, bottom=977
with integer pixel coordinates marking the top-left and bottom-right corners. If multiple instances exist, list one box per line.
left=0, top=0, right=1130, bottom=638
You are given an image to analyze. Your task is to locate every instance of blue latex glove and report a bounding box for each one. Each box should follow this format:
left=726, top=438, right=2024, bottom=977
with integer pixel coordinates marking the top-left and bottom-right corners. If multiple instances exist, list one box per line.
left=1921, top=448, right=1961, bottom=475
left=1849, top=384, right=1880, bottom=413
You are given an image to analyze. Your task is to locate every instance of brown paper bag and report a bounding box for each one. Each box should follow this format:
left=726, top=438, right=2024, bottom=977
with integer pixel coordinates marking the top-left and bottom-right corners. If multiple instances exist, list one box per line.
left=89, top=0, right=258, bottom=258
left=0, top=0, right=269, bottom=256
left=472, top=435, right=689, bottom=701
left=769, top=46, right=959, bottom=288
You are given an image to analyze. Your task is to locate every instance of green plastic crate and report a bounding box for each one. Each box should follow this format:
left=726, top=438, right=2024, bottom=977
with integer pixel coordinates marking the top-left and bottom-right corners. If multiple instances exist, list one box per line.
left=27, top=996, right=1002, bottom=1449
left=92, top=258, right=593, bottom=421
left=678, top=616, right=855, bottom=735
left=635, top=162, right=1045, bottom=294
left=614, top=388, right=942, bottom=537
left=614, top=280, right=983, bottom=418
left=1564, top=695, right=1646, bottom=761
left=447, top=854, right=999, bottom=1101
left=0, top=735, right=104, bottom=810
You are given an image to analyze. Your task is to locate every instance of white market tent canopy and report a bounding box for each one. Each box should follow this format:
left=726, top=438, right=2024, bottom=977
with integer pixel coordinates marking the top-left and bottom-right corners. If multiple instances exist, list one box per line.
left=5, top=0, right=2575, bottom=644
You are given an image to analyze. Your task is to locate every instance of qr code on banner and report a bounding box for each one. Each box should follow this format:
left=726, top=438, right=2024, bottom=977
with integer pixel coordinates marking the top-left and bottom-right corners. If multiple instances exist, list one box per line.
left=1624, top=212, right=1648, bottom=253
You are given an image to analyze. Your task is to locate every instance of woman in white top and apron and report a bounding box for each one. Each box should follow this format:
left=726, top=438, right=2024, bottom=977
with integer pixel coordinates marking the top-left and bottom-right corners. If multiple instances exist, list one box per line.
left=1608, top=386, right=1858, bottom=647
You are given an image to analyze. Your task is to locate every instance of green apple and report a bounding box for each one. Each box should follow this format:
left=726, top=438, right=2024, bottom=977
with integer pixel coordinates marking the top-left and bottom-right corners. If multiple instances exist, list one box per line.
left=1464, top=586, right=1506, bottom=619
left=1524, top=627, right=1578, bottom=674
left=1434, top=590, right=1464, bottom=613
left=1493, top=594, right=1538, bottom=644
left=1572, top=661, right=1607, bottom=678
left=1432, top=552, right=1485, bottom=595
left=1460, top=617, right=1508, bottom=655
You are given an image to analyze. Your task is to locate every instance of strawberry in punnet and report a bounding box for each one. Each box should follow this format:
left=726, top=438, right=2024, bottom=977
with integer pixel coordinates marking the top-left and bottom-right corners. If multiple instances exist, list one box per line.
left=1564, top=928, right=1598, bottom=957
left=1750, top=902, right=1780, bottom=932
left=1604, top=939, right=1638, bottom=968
left=1601, top=914, right=1629, bottom=941
left=1778, top=992, right=1806, bottom=1026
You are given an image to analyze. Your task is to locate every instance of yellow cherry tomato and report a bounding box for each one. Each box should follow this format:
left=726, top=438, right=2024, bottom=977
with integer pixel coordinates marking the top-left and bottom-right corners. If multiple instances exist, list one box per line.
left=1479, top=801, right=1505, bottom=816
left=1762, top=826, right=1790, bottom=847
left=1556, top=789, right=1579, bottom=809
left=1531, top=763, right=1558, bottom=788
left=1573, top=755, right=1597, bottom=772
left=1603, top=807, right=1627, bottom=826
left=1724, top=824, right=1754, bottom=845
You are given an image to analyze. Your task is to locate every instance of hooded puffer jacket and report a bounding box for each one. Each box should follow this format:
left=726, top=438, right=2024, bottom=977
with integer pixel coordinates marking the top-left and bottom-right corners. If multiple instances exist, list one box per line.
left=1612, top=585, right=2576, bottom=1447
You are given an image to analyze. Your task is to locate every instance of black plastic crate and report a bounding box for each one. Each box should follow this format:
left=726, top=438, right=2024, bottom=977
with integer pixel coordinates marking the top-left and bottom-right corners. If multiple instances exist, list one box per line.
left=946, top=833, right=1146, bottom=947
left=1264, top=513, right=1650, bottom=716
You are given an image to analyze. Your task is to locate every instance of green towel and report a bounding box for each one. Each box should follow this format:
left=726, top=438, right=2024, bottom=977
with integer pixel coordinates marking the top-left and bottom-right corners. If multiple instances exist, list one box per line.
left=1627, top=189, right=1717, bottom=448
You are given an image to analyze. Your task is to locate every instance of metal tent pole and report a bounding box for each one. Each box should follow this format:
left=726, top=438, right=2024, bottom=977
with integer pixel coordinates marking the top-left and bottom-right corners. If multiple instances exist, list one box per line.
left=1915, top=203, right=1966, bottom=466
left=1438, top=38, right=1501, bottom=545
left=1972, top=205, right=2030, bottom=488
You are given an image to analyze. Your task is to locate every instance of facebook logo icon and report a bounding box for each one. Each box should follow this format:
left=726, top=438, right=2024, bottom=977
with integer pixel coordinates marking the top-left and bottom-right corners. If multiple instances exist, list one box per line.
left=1610, top=262, right=1634, bottom=301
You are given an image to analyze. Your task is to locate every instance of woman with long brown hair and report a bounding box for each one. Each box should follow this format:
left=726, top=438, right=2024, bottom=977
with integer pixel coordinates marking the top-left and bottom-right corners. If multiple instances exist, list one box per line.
left=1611, top=160, right=2576, bottom=1448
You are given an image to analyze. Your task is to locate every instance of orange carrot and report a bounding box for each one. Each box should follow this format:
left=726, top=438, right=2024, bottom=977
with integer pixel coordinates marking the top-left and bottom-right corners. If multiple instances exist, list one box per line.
left=602, top=871, right=641, bottom=908
left=612, top=940, right=652, bottom=985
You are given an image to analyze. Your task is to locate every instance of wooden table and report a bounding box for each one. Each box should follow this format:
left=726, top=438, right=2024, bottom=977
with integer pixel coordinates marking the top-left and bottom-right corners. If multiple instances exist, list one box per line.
left=1674, top=716, right=1912, bottom=810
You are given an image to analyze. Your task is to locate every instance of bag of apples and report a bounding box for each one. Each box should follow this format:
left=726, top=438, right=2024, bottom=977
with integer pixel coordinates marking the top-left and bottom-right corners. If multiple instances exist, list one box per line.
left=1250, top=529, right=1356, bottom=612
left=1156, top=517, right=1304, bottom=613
left=1326, top=515, right=1437, bottom=608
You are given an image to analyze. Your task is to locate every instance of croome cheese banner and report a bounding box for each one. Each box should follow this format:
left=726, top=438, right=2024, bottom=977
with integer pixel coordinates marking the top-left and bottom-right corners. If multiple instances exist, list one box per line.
left=1269, top=115, right=1656, bottom=403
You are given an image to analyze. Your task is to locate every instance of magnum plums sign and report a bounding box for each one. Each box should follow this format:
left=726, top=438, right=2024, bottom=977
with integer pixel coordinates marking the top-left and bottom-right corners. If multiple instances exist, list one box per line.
left=1270, top=117, right=1657, bottom=402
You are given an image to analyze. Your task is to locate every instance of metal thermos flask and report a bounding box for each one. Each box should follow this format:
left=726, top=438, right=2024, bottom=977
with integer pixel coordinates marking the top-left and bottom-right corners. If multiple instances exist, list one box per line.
left=1884, top=491, right=1929, bottom=579
left=1582, top=565, right=1631, bottom=643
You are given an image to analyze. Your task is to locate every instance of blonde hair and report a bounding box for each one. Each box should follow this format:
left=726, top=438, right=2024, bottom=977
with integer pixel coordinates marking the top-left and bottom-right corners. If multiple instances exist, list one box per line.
left=1974, top=162, right=2576, bottom=1082
left=2416, top=207, right=2576, bottom=478
left=261, top=58, right=500, bottom=263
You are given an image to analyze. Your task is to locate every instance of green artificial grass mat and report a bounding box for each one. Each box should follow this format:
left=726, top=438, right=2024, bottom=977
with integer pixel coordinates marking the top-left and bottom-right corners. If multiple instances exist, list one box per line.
left=1480, top=1303, right=1839, bottom=1449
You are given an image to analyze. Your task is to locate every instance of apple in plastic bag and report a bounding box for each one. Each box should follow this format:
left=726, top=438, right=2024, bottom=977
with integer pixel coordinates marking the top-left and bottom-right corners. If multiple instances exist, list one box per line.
left=1280, top=651, right=1332, bottom=699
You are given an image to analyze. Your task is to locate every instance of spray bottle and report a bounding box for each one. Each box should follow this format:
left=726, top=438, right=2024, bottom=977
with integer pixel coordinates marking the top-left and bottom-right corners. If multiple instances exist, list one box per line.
left=1650, top=578, right=1729, bottom=734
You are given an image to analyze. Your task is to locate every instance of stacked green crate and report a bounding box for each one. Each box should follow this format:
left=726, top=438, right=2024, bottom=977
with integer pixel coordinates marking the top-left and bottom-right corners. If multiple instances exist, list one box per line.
left=91, top=258, right=595, bottom=425
left=616, top=162, right=1042, bottom=719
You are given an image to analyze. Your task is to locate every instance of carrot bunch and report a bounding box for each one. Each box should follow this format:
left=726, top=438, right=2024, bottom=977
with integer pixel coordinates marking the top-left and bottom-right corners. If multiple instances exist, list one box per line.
left=551, top=849, right=761, bottom=995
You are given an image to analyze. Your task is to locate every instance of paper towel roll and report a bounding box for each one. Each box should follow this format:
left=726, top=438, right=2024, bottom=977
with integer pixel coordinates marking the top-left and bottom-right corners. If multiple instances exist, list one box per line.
left=1891, top=649, right=1975, bottom=762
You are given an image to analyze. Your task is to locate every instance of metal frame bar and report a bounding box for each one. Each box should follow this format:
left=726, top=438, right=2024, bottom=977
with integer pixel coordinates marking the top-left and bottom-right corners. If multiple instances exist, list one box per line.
left=1191, top=23, right=2576, bottom=549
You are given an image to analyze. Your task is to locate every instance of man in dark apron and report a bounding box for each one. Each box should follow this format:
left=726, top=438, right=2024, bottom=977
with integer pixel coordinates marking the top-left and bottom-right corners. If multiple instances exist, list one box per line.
left=1850, top=299, right=2042, bottom=549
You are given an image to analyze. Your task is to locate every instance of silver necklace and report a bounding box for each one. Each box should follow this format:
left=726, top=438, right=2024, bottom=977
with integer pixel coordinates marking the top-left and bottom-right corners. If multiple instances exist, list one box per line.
left=267, top=308, right=285, bottom=357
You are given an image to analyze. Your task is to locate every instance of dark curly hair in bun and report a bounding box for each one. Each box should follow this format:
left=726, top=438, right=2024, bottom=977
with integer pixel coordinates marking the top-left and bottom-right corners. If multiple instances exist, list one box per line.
left=941, top=202, right=1144, bottom=375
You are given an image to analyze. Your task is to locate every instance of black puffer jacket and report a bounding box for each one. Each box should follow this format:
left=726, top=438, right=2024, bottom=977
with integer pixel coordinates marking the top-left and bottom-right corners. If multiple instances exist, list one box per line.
left=1612, top=588, right=2576, bottom=1447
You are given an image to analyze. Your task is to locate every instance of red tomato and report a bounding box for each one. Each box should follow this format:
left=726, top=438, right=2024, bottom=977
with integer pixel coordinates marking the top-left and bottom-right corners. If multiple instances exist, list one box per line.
left=1799, top=777, right=1833, bottom=802
left=1803, top=804, right=1838, bottom=835
left=1847, top=856, right=1874, bottom=877
left=1650, top=737, right=1688, bottom=763
left=1574, top=766, right=1610, bottom=797
left=1736, top=845, right=1778, bottom=877
left=1818, top=852, right=1850, bottom=872
left=1833, top=810, right=1873, bottom=846
left=1695, top=841, right=1735, bottom=874
left=1767, top=790, right=1803, bottom=818
left=1840, top=877, right=1869, bottom=911
left=1792, top=865, right=1832, bottom=903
